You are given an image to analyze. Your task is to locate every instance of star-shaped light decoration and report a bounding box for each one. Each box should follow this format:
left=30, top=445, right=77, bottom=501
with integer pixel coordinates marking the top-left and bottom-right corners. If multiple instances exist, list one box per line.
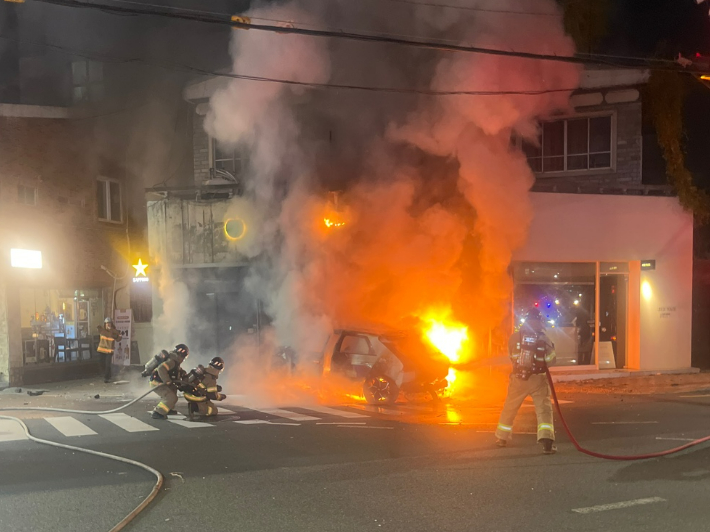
left=133, top=258, right=148, bottom=277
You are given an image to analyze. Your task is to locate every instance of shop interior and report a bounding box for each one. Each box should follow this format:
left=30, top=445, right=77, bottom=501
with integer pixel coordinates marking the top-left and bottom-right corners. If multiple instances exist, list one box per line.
left=19, top=288, right=104, bottom=365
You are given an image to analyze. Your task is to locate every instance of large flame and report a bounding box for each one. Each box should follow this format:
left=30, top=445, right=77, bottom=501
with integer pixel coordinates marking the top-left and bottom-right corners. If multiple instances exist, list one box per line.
left=421, top=309, right=470, bottom=393
left=422, top=312, right=469, bottom=364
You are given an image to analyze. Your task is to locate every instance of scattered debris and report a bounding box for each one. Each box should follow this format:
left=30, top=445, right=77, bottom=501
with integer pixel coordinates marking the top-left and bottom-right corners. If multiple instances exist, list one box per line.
left=27, top=390, right=45, bottom=397
left=170, top=472, right=185, bottom=483
left=94, top=394, right=100, bottom=399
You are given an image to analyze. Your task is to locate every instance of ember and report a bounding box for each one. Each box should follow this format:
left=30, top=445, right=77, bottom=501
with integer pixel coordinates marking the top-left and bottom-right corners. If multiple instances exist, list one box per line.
left=323, top=217, right=345, bottom=228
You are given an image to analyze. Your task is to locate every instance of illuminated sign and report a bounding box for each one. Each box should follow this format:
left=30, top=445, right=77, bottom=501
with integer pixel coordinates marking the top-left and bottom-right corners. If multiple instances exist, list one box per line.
left=133, top=258, right=148, bottom=277
left=10, top=249, right=42, bottom=269
left=224, top=218, right=247, bottom=241
left=641, top=260, right=656, bottom=271
left=132, top=277, right=150, bottom=283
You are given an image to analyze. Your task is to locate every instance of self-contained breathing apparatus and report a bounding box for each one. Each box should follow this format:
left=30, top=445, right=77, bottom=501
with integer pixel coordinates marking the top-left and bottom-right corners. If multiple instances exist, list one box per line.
left=514, top=333, right=550, bottom=380
left=142, top=350, right=170, bottom=377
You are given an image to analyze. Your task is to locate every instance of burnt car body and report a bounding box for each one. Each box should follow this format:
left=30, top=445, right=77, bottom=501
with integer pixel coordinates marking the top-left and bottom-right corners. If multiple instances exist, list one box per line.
left=320, top=328, right=450, bottom=405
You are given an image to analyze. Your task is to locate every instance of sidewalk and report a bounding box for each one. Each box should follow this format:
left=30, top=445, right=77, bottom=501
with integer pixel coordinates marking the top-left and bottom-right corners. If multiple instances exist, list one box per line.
left=554, top=371, right=710, bottom=395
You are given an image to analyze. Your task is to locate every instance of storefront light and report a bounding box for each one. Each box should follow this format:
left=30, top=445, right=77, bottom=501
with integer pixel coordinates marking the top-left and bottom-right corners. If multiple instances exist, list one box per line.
left=10, top=248, right=42, bottom=269
left=642, top=281, right=653, bottom=301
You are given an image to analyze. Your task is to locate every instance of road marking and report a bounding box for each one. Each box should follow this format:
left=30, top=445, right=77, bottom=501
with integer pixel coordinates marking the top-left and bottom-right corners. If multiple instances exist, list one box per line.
left=591, top=421, right=658, bottom=425
left=336, top=425, right=394, bottom=430
left=0, top=420, right=26, bottom=442
left=351, top=404, right=406, bottom=416
left=656, top=437, right=695, bottom=442
left=100, top=413, right=159, bottom=432
left=680, top=394, right=710, bottom=398
left=259, top=408, right=320, bottom=422
left=168, top=419, right=213, bottom=429
left=523, top=399, right=572, bottom=406
left=45, top=416, right=97, bottom=437
left=316, top=422, right=367, bottom=425
left=572, top=497, right=666, bottom=514
left=304, top=406, right=368, bottom=418
left=234, top=420, right=300, bottom=426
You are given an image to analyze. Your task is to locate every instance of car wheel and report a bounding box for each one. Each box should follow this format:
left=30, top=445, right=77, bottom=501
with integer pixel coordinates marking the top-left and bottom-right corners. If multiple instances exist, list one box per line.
left=363, top=375, right=399, bottom=405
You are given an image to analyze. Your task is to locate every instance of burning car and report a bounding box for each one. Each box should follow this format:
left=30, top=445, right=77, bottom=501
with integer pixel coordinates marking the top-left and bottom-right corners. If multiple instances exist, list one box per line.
left=315, top=327, right=451, bottom=405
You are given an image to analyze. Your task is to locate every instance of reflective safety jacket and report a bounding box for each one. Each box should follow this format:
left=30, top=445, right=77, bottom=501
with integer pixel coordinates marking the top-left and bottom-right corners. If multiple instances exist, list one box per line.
left=97, top=326, right=122, bottom=354
left=509, top=327, right=556, bottom=379
left=150, top=350, right=186, bottom=385
left=184, top=366, right=225, bottom=403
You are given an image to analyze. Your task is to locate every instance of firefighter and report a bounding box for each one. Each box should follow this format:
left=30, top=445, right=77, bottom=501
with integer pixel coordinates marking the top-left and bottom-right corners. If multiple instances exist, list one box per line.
left=495, top=308, right=557, bottom=454
left=97, top=317, right=122, bottom=383
left=150, top=344, right=190, bottom=419
left=184, top=357, right=226, bottom=420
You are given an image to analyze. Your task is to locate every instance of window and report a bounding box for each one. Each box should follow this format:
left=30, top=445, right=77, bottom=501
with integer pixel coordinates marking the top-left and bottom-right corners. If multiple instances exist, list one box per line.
left=72, top=60, right=104, bottom=103
left=97, top=178, right=122, bottom=222
left=523, top=115, right=613, bottom=173
left=211, top=138, right=245, bottom=179
left=17, top=184, right=37, bottom=206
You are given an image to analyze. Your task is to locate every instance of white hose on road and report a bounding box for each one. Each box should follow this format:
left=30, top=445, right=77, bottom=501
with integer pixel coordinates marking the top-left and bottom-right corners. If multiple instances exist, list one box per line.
left=0, top=384, right=167, bottom=532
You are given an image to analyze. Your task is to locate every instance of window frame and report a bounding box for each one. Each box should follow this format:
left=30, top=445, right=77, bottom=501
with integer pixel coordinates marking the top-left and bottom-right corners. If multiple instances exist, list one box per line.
left=71, top=59, right=105, bottom=104
left=521, top=111, right=617, bottom=177
left=96, top=177, right=123, bottom=224
left=17, top=184, right=37, bottom=206
left=209, top=137, right=245, bottom=179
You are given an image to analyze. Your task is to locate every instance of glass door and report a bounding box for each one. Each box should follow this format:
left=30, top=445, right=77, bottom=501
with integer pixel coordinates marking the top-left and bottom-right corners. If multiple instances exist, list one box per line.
left=599, top=263, right=629, bottom=369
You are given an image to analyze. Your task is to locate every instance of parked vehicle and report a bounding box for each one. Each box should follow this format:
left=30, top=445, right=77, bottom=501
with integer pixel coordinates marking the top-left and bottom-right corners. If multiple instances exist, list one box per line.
left=318, top=327, right=450, bottom=405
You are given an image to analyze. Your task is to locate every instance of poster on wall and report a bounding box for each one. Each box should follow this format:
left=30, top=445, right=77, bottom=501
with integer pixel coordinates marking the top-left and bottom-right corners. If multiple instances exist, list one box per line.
left=113, top=309, right=133, bottom=366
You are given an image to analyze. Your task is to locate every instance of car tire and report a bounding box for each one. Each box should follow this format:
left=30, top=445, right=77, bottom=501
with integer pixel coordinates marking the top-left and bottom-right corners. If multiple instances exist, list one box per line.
left=363, top=375, right=399, bottom=405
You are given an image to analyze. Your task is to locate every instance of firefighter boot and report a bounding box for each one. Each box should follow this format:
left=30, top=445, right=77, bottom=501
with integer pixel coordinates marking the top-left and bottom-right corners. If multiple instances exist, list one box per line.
left=151, top=411, right=167, bottom=420
left=495, top=439, right=508, bottom=448
left=541, top=438, right=557, bottom=455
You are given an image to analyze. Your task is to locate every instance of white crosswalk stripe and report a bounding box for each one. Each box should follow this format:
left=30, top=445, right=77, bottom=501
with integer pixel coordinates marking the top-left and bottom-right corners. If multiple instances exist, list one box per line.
left=0, top=419, right=27, bottom=442
left=100, top=413, right=159, bottom=433
left=301, top=406, right=368, bottom=419
left=234, top=419, right=300, bottom=426
left=259, top=408, right=321, bottom=422
left=168, top=419, right=214, bottom=429
left=45, top=416, right=97, bottom=437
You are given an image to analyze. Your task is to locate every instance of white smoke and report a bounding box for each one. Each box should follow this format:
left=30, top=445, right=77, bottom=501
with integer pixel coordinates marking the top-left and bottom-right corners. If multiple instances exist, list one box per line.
left=206, top=0, right=580, bottom=358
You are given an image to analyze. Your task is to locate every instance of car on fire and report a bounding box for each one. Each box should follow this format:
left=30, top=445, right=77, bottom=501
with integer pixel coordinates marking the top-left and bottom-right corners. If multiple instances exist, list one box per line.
left=277, top=327, right=451, bottom=405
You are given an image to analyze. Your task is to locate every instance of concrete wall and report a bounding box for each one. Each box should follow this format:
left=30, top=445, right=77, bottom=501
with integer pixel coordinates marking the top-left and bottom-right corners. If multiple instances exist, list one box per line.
left=515, top=193, right=693, bottom=371
left=193, top=113, right=210, bottom=184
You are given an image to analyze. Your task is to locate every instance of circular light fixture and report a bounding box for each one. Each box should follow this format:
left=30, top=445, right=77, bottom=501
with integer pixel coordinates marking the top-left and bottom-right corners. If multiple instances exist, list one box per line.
left=224, top=218, right=247, bottom=241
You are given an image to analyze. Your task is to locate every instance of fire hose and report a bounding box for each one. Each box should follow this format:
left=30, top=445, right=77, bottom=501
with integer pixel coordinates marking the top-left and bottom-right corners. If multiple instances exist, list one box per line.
left=546, top=369, right=710, bottom=460
left=0, top=384, right=167, bottom=532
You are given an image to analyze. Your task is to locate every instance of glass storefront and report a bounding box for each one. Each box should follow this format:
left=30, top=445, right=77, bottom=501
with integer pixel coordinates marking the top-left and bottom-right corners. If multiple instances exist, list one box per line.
left=513, top=262, right=596, bottom=367
left=19, top=288, right=104, bottom=366
left=513, top=261, right=630, bottom=369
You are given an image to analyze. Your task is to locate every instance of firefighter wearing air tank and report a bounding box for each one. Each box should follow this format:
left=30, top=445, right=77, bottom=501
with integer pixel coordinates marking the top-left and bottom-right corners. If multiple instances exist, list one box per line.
left=495, top=308, right=557, bottom=455
left=148, top=344, right=189, bottom=420
left=184, top=357, right=226, bottom=419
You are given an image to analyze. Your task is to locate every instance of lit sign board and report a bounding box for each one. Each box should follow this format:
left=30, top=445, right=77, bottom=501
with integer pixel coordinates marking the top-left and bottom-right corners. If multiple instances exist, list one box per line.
left=133, top=258, right=148, bottom=277
left=10, top=249, right=42, bottom=269
left=132, top=277, right=150, bottom=283
left=641, top=260, right=656, bottom=271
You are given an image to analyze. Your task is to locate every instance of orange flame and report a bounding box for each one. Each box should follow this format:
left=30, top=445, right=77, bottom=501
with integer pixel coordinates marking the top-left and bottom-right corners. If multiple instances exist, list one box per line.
left=324, top=217, right=345, bottom=228
left=421, top=309, right=470, bottom=393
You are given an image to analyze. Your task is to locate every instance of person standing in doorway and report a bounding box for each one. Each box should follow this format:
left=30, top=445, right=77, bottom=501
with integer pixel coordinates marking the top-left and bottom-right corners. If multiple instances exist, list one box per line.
left=97, top=317, right=122, bottom=383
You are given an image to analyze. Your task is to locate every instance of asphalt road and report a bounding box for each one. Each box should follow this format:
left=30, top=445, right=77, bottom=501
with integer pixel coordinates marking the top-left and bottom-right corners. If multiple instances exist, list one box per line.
left=2, top=387, right=710, bottom=532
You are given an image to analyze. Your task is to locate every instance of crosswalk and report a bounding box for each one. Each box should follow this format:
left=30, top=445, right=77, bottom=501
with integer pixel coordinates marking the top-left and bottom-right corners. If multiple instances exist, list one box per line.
left=0, top=404, right=379, bottom=443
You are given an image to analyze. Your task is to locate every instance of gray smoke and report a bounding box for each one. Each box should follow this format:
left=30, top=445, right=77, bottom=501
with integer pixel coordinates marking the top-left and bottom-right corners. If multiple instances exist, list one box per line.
left=206, top=0, right=580, bottom=360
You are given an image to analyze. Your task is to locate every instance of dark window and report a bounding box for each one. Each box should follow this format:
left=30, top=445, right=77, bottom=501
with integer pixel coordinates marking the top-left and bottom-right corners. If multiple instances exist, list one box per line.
left=97, top=179, right=121, bottom=222
left=522, top=115, right=612, bottom=173
left=212, top=139, right=245, bottom=178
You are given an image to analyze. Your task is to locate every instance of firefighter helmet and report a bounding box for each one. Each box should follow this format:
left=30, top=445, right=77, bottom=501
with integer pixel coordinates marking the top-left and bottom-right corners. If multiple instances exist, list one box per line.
left=104, top=317, right=113, bottom=325
left=209, top=357, right=225, bottom=372
left=174, top=344, right=189, bottom=358
left=524, top=308, right=545, bottom=332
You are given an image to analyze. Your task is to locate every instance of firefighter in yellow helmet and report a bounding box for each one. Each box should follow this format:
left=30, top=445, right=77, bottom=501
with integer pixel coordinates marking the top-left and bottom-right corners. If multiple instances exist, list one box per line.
left=150, top=344, right=189, bottom=419
left=184, top=357, right=226, bottom=420
left=495, top=308, right=557, bottom=454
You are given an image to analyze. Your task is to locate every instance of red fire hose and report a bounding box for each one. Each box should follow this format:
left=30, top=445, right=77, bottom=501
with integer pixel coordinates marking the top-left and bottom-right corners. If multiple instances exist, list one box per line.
left=545, top=369, right=710, bottom=460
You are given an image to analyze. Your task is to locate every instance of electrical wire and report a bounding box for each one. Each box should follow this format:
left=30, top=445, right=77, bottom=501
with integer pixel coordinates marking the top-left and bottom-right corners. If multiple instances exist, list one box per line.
left=27, top=0, right=707, bottom=74
left=546, top=369, right=710, bottom=460
left=0, top=385, right=167, bottom=531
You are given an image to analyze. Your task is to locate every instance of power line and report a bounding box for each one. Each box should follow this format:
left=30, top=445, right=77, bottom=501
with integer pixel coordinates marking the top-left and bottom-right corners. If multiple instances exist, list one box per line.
left=0, top=31, right=581, bottom=97
left=26, top=0, right=698, bottom=73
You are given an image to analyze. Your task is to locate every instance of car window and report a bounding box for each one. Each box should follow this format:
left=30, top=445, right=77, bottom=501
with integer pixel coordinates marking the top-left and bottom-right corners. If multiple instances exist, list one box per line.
left=339, top=335, right=372, bottom=355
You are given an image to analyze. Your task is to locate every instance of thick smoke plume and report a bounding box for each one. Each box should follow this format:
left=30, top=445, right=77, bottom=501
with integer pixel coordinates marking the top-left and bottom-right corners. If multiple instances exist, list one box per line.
left=206, top=0, right=580, bottom=366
